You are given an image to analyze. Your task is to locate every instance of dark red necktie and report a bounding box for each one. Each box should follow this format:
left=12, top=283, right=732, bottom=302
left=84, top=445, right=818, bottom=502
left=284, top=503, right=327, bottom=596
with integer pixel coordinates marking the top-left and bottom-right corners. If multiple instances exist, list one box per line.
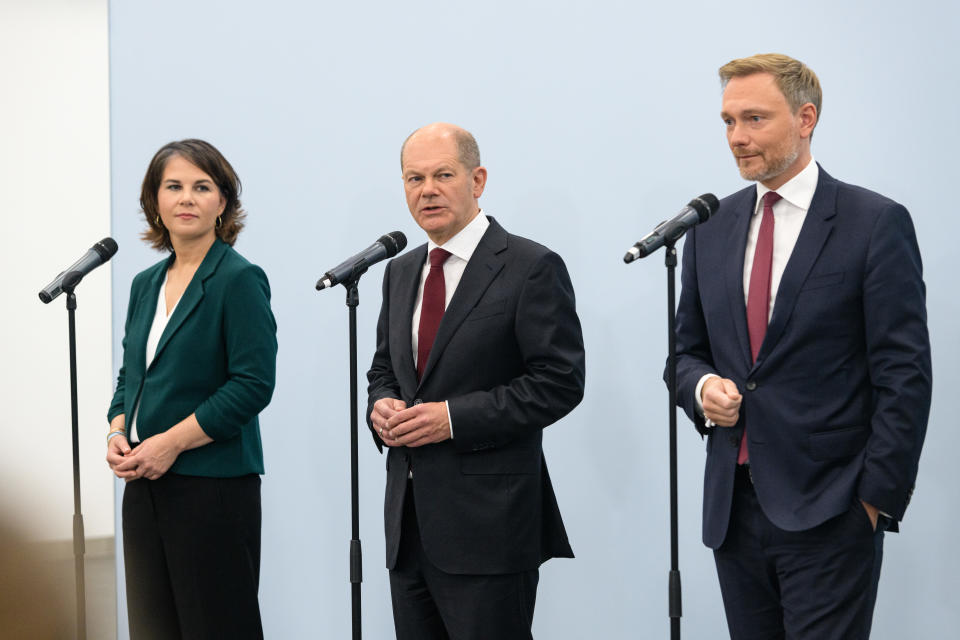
left=739, top=190, right=781, bottom=464
left=417, top=248, right=451, bottom=381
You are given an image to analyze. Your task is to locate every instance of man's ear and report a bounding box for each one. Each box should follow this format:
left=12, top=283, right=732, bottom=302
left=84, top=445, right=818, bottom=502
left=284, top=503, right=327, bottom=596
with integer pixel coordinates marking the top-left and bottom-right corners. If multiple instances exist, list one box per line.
left=472, top=166, right=488, bottom=198
left=798, top=103, right=818, bottom=139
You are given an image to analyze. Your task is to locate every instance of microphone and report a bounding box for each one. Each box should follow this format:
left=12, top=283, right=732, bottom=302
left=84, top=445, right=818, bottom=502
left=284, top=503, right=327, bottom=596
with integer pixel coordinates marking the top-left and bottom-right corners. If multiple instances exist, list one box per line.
left=39, top=237, right=119, bottom=303
left=316, top=231, right=407, bottom=290
left=623, top=194, right=720, bottom=263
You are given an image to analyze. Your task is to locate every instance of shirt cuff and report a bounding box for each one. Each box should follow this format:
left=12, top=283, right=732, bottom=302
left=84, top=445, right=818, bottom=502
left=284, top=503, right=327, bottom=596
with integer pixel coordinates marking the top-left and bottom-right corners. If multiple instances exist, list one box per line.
left=695, top=373, right=720, bottom=428
left=445, top=400, right=454, bottom=439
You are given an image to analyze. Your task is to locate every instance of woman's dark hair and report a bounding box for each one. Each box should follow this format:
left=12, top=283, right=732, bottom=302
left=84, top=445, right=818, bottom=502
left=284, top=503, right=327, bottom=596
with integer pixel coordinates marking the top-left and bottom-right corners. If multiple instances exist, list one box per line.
left=140, top=139, right=245, bottom=251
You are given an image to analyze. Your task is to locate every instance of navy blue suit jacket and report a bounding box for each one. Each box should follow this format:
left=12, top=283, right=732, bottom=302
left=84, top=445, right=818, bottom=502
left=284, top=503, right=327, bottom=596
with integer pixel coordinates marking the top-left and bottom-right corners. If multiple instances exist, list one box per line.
left=367, top=217, right=585, bottom=574
left=674, top=167, right=931, bottom=549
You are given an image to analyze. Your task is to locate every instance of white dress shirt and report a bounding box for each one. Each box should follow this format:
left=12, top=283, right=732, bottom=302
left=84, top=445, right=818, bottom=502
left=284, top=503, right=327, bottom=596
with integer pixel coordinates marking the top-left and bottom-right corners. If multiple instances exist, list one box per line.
left=695, top=158, right=819, bottom=418
left=410, top=210, right=490, bottom=438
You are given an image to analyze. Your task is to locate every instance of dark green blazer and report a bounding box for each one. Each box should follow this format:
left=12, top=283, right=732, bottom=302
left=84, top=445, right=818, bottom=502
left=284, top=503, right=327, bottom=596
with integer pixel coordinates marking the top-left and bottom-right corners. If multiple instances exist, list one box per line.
left=108, top=239, right=277, bottom=477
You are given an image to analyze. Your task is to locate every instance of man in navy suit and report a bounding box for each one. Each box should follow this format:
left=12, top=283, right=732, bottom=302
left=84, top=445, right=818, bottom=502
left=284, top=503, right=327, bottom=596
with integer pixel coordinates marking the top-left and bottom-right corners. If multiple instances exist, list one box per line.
left=674, top=54, right=931, bottom=639
left=367, top=122, right=585, bottom=639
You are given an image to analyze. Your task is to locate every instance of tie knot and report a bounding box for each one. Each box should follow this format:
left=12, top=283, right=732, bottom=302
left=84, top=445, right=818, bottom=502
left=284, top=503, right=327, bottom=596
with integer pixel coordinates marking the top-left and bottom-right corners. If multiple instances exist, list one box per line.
left=762, top=191, right=782, bottom=209
left=429, top=248, right=452, bottom=268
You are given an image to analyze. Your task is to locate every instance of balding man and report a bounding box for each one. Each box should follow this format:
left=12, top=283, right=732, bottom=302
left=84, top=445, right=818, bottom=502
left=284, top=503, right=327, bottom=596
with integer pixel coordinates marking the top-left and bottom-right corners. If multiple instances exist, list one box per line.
left=367, top=123, right=585, bottom=639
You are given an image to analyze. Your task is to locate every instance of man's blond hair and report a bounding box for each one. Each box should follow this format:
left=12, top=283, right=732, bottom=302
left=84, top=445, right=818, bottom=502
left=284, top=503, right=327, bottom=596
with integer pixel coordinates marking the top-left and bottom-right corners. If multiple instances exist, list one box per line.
left=719, top=53, right=822, bottom=123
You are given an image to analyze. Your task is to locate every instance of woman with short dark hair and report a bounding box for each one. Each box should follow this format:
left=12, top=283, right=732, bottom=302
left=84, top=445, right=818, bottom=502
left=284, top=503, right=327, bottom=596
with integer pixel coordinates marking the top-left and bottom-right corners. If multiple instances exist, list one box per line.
left=106, top=139, right=276, bottom=639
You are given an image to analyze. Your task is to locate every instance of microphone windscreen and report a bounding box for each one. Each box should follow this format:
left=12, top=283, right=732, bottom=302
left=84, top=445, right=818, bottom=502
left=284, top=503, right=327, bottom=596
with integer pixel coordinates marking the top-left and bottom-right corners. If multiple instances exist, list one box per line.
left=699, top=194, right=720, bottom=217
left=94, top=237, right=119, bottom=261
left=382, top=231, right=407, bottom=256
left=688, top=194, right=719, bottom=222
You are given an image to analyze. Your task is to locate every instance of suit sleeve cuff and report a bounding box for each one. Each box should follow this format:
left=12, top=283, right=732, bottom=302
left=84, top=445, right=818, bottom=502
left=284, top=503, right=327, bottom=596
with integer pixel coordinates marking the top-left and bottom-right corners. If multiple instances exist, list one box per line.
left=695, top=373, right=720, bottom=427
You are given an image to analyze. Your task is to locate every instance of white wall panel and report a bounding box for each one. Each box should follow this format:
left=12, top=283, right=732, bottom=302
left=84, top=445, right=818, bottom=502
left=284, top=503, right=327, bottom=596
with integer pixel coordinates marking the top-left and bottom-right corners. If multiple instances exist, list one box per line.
left=0, top=0, right=113, bottom=542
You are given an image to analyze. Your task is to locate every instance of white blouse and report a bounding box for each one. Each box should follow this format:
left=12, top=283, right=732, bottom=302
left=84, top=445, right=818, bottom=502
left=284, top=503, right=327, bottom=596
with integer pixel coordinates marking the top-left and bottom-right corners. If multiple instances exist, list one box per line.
left=129, top=273, right=181, bottom=441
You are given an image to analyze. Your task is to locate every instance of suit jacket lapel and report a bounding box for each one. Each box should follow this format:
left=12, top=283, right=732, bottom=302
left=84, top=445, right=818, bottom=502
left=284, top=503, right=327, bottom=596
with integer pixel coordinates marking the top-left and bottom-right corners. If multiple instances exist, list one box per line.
left=151, top=239, right=228, bottom=368
left=418, top=219, right=507, bottom=389
left=127, top=258, right=172, bottom=381
left=724, top=188, right=757, bottom=372
left=753, top=168, right=837, bottom=368
left=392, top=245, right=425, bottom=393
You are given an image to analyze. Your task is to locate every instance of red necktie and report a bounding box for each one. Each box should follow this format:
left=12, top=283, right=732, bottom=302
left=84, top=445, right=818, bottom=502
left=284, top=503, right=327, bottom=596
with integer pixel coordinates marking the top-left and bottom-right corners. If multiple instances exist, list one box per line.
left=417, top=248, right=451, bottom=381
left=739, top=190, right=781, bottom=464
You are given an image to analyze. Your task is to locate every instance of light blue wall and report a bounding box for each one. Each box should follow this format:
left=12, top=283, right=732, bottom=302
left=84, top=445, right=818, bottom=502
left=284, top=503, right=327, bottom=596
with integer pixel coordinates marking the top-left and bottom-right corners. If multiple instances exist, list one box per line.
left=109, top=1, right=959, bottom=637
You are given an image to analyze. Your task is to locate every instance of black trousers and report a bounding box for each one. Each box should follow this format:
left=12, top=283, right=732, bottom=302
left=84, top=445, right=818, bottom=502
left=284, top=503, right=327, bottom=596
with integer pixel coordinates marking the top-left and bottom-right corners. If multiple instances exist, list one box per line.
left=389, top=485, right=539, bottom=640
left=122, top=473, right=263, bottom=640
left=714, top=465, right=887, bottom=640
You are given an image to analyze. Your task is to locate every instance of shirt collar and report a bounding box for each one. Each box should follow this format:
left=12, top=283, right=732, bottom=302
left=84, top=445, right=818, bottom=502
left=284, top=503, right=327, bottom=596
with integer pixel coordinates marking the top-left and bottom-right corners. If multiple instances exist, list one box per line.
left=427, top=209, right=489, bottom=263
left=755, top=157, right=819, bottom=215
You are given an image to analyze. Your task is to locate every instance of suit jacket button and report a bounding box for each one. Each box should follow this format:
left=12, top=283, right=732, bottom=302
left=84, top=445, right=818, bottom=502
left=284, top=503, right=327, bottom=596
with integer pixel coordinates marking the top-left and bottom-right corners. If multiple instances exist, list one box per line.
left=729, top=435, right=739, bottom=447
left=745, top=381, right=757, bottom=391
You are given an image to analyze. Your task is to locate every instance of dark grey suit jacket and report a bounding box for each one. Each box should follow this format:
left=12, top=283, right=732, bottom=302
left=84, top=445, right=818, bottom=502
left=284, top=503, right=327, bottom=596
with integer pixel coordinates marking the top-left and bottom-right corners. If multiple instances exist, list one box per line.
left=367, top=217, right=586, bottom=574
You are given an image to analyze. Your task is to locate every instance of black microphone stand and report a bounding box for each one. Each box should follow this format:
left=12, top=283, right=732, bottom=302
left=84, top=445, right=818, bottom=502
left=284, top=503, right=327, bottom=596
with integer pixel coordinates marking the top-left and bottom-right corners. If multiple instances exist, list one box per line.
left=325, top=264, right=368, bottom=640
left=627, top=198, right=717, bottom=638
left=62, top=272, right=87, bottom=640
left=663, top=240, right=682, bottom=640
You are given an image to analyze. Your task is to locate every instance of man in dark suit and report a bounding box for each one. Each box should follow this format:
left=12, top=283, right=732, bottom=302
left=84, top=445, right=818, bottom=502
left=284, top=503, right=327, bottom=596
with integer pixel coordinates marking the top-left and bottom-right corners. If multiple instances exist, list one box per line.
left=674, top=54, right=931, bottom=639
left=367, top=122, right=585, bottom=640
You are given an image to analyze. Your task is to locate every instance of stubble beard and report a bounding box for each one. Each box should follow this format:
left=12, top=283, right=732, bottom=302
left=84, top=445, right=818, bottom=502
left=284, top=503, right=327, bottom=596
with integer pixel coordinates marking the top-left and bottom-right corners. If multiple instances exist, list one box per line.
left=737, top=139, right=800, bottom=184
